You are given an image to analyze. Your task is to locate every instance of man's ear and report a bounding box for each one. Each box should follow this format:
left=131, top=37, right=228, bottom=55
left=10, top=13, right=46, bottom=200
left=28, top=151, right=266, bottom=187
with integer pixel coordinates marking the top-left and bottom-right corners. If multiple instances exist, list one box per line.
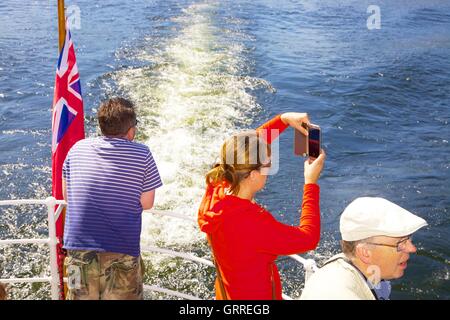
left=126, top=127, right=135, bottom=141
left=355, top=243, right=372, bottom=265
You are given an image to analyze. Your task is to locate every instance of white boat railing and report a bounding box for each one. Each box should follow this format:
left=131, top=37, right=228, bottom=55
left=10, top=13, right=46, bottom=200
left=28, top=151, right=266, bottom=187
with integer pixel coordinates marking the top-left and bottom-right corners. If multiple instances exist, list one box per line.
left=0, top=197, right=317, bottom=300
left=0, top=197, right=63, bottom=300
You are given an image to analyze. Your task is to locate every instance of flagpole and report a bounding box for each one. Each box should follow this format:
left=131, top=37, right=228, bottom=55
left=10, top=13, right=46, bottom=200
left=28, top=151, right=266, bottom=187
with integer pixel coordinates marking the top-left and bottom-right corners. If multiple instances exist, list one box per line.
left=58, top=0, right=66, bottom=51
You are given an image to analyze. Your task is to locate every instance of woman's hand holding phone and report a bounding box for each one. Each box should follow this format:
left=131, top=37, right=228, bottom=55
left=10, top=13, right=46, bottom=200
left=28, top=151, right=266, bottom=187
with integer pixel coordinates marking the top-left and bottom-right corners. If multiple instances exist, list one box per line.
left=281, top=112, right=310, bottom=136
left=304, top=149, right=326, bottom=185
left=282, top=112, right=324, bottom=183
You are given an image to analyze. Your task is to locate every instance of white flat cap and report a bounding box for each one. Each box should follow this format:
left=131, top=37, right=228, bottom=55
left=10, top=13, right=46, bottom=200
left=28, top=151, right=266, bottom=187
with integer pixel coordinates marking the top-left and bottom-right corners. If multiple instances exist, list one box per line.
left=340, top=197, right=428, bottom=241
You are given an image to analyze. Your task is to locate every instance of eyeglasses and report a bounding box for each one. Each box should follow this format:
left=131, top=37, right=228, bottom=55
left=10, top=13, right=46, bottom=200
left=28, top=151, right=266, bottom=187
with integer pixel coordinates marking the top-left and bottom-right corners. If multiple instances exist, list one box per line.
left=364, top=236, right=413, bottom=253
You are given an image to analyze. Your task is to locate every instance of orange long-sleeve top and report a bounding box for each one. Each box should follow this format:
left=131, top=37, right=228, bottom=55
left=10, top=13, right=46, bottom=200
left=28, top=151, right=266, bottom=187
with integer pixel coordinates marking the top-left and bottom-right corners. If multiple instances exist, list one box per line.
left=198, top=115, right=321, bottom=300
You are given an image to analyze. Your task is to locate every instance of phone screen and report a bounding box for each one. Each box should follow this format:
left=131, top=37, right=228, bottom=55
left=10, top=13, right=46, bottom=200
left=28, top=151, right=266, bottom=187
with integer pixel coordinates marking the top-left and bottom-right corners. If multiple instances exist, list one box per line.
left=308, top=127, right=321, bottom=159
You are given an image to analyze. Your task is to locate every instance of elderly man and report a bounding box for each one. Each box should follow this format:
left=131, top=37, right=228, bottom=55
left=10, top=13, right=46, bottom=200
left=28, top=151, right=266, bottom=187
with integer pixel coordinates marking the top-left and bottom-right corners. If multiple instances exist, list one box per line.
left=300, top=197, right=427, bottom=300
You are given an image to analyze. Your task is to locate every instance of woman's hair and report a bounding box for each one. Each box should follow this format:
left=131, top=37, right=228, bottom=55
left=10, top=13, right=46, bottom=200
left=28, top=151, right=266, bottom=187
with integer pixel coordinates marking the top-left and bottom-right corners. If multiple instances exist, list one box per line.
left=205, top=130, right=271, bottom=195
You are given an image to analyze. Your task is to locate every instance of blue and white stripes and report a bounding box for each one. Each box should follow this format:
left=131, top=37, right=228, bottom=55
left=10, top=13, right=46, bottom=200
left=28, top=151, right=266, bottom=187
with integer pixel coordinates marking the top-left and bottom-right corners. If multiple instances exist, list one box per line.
left=62, top=137, right=163, bottom=257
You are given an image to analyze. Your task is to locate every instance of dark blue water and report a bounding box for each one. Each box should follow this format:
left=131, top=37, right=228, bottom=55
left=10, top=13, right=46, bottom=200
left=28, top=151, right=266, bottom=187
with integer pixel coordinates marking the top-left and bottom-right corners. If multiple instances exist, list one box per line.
left=1, top=0, right=449, bottom=299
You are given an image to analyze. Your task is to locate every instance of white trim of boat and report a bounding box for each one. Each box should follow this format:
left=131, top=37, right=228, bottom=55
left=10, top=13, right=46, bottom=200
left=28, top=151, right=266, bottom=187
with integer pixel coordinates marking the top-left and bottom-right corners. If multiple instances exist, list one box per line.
left=0, top=197, right=317, bottom=300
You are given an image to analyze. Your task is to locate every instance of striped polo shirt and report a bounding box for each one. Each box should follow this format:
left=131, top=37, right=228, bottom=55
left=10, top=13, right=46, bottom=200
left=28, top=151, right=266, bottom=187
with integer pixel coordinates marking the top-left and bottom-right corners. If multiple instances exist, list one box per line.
left=62, top=136, right=163, bottom=257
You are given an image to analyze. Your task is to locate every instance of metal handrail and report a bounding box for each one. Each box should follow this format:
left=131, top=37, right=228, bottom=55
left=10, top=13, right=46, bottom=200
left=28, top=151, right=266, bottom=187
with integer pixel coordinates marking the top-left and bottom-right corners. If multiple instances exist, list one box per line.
left=142, top=246, right=315, bottom=300
left=0, top=238, right=50, bottom=245
left=142, top=246, right=214, bottom=267
left=0, top=197, right=317, bottom=300
left=149, top=209, right=196, bottom=222
left=144, top=285, right=202, bottom=300
left=0, top=277, right=53, bottom=284
left=0, top=199, right=65, bottom=206
left=0, top=197, right=62, bottom=300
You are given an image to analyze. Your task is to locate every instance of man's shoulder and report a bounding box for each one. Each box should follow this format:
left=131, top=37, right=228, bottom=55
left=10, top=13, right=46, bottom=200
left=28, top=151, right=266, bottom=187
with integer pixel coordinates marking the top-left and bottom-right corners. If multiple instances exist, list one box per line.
left=69, top=137, right=96, bottom=153
left=313, top=254, right=356, bottom=279
left=128, top=140, right=150, bottom=153
left=300, top=253, right=373, bottom=300
left=300, top=255, right=358, bottom=294
left=122, top=141, right=153, bottom=160
left=102, top=137, right=150, bottom=154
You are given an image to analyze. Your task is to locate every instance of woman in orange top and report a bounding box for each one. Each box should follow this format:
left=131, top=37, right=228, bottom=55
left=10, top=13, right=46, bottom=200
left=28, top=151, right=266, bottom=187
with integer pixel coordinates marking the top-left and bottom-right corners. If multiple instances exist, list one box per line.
left=198, top=112, right=325, bottom=300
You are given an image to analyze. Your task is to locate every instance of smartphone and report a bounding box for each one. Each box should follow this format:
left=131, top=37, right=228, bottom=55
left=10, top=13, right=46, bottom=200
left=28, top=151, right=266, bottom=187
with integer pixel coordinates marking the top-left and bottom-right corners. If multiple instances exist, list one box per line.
left=308, top=124, right=321, bottom=160
left=294, top=127, right=308, bottom=157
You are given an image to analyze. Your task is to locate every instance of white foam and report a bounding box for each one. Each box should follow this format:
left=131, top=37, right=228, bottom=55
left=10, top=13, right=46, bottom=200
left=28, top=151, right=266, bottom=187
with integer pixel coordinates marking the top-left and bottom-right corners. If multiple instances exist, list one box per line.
left=112, top=2, right=273, bottom=246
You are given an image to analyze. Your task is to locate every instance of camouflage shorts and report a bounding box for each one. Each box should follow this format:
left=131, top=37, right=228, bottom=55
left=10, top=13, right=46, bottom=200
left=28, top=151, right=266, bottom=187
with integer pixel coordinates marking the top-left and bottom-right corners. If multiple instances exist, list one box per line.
left=64, top=250, right=144, bottom=300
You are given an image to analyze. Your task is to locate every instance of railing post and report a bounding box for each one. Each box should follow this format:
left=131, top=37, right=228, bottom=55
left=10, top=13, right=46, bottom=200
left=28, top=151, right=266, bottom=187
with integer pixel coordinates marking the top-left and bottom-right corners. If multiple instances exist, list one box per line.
left=303, top=258, right=317, bottom=283
left=45, top=197, right=60, bottom=300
